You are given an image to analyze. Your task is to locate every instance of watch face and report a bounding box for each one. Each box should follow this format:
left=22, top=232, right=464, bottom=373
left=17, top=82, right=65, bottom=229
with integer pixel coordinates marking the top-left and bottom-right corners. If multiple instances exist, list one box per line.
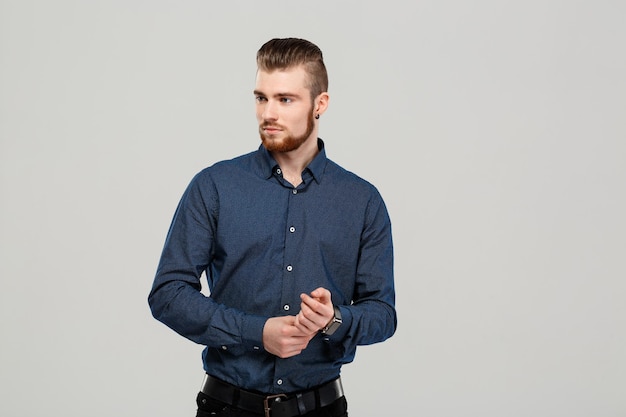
left=323, top=322, right=337, bottom=335
left=321, top=306, right=342, bottom=335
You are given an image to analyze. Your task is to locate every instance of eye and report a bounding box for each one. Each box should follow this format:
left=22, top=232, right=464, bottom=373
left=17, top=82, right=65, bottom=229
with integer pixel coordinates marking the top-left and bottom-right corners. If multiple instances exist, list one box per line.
left=255, top=96, right=267, bottom=103
left=280, top=97, right=292, bottom=103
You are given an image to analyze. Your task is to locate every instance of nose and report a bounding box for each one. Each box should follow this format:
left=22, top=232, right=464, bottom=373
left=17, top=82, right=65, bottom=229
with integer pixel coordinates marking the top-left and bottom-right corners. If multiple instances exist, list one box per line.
left=261, top=100, right=277, bottom=121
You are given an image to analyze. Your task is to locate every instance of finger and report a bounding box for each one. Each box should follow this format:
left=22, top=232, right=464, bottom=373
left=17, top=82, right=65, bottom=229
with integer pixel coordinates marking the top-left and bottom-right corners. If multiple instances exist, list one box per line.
left=294, top=312, right=319, bottom=334
left=297, top=313, right=326, bottom=335
left=300, top=293, right=324, bottom=313
left=301, top=293, right=332, bottom=320
left=281, top=335, right=312, bottom=357
left=299, top=297, right=328, bottom=327
left=309, top=287, right=331, bottom=303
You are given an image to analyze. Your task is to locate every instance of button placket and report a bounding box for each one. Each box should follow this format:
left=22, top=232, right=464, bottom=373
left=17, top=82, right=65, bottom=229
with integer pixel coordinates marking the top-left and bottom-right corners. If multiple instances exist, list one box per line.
left=275, top=185, right=309, bottom=391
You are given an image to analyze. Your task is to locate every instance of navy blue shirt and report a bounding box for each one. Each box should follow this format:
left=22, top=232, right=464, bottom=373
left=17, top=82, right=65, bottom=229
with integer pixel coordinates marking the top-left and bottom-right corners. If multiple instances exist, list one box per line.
left=149, top=139, right=396, bottom=394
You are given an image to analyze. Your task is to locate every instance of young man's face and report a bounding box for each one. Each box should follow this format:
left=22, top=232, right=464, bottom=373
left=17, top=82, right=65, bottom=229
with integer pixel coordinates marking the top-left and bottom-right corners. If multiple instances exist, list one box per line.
left=254, top=65, right=316, bottom=153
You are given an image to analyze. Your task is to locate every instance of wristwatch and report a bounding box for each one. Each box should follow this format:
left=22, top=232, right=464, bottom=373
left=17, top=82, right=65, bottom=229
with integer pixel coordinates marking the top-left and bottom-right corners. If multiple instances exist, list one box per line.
left=321, top=305, right=342, bottom=335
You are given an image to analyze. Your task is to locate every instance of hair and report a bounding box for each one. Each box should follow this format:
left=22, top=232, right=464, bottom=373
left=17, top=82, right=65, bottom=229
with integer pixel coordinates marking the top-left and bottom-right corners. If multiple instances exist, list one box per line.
left=256, top=38, right=328, bottom=100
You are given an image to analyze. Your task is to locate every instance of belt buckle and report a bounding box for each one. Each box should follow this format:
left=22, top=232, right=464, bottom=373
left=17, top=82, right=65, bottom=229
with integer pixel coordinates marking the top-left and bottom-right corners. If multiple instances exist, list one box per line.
left=263, top=393, right=287, bottom=417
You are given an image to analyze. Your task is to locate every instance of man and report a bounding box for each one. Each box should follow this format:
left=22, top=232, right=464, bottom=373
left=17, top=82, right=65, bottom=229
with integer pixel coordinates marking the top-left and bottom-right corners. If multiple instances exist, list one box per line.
left=149, top=38, right=396, bottom=417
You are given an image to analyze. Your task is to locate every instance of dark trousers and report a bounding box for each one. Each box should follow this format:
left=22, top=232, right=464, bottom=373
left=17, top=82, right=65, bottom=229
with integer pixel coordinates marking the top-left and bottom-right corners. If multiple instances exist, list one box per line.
left=196, top=391, right=348, bottom=417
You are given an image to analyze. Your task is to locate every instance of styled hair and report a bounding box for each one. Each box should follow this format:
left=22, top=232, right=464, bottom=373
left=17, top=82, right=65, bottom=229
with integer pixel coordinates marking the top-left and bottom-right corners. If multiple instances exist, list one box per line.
left=256, top=38, right=328, bottom=100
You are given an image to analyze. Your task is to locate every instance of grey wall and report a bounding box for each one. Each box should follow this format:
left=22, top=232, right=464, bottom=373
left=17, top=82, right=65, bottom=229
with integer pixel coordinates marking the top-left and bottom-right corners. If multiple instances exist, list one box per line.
left=1, top=1, right=625, bottom=416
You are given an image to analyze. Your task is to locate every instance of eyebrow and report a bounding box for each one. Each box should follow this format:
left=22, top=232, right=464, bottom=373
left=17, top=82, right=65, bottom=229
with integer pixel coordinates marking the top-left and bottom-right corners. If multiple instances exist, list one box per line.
left=253, top=90, right=301, bottom=99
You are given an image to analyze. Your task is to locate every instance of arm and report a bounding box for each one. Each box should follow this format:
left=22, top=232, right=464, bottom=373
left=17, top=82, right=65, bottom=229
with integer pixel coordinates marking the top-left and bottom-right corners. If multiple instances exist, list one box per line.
left=147, top=172, right=266, bottom=349
left=323, top=192, right=397, bottom=355
left=294, top=190, right=396, bottom=359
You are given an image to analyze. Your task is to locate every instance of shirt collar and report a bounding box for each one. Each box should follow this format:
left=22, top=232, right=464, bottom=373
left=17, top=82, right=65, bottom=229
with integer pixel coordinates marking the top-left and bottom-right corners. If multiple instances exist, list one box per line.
left=255, top=138, right=327, bottom=183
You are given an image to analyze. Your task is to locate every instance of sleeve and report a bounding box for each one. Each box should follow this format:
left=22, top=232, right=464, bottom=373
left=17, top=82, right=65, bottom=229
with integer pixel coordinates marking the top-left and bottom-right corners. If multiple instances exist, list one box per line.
left=147, top=171, right=267, bottom=349
left=325, top=189, right=397, bottom=358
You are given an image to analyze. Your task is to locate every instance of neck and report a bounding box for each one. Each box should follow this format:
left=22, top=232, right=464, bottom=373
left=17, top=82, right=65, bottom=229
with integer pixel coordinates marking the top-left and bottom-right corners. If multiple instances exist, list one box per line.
left=272, top=136, right=319, bottom=187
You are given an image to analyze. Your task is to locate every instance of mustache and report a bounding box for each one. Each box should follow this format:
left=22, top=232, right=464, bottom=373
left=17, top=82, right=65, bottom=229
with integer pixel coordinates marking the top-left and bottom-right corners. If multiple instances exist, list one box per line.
left=260, top=122, right=284, bottom=129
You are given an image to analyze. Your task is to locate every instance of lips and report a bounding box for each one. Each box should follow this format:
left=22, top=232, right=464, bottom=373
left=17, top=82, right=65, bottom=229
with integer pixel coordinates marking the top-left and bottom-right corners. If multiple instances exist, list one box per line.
left=262, top=125, right=282, bottom=134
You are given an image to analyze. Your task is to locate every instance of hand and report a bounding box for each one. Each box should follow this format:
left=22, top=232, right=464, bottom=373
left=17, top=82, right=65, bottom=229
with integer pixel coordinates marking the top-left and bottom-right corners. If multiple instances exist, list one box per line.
left=262, top=316, right=315, bottom=358
left=294, top=287, right=334, bottom=335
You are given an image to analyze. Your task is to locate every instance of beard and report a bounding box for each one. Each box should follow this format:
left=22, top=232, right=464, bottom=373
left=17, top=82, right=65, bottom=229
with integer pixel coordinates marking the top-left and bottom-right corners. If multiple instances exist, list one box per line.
left=259, top=110, right=316, bottom=153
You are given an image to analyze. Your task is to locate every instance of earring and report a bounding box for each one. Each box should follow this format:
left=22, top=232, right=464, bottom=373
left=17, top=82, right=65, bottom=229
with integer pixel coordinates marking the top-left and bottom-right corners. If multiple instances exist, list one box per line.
left=315, top=114, right=320, bottom=119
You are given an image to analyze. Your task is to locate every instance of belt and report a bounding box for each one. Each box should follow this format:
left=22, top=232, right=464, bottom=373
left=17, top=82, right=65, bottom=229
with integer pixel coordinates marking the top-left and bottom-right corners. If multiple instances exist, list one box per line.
left=200, top=374, right=344, bottom=417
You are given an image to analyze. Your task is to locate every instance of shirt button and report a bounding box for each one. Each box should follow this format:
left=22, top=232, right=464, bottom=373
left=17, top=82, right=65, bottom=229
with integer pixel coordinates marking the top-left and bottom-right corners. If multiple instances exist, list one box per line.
left=289, top=226, right=296, bottom=233
left=286, top=265, right=293, bottom=272
left=283, top=304, right=290, bottom=311
left=253, top=346, right=260, bottom=350
left=292, top=189, right=298, bottom=194
left=277, top=379, right=283, bottom=385
left=276, top=168, right=282, bottom=175
left=221, top=345, right=227, bottom=350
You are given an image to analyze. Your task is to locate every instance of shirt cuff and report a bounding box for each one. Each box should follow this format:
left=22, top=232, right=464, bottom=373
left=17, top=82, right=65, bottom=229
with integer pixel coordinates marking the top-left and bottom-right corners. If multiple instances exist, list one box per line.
left=241, top=314, right=267, bottom=350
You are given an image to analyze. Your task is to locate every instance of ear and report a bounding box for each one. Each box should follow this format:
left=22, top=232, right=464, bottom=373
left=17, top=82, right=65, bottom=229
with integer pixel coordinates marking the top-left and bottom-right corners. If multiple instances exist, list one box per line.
left=315, top=92, right=330, bottom=117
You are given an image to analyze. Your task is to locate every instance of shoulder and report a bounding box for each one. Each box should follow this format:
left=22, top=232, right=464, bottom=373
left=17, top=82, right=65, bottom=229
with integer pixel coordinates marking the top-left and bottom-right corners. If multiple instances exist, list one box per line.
left=324, top=159, right=392, bottom=227
left=190, top=150, right=259, bottom=183
left=179, top=151, right=260, bottom=211
left=324, top=158, right=384, bottom=199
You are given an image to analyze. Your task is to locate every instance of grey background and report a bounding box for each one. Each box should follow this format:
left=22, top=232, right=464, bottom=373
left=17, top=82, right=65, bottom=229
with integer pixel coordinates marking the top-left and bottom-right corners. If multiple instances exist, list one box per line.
left=1, top=1, right=625, bottom=416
